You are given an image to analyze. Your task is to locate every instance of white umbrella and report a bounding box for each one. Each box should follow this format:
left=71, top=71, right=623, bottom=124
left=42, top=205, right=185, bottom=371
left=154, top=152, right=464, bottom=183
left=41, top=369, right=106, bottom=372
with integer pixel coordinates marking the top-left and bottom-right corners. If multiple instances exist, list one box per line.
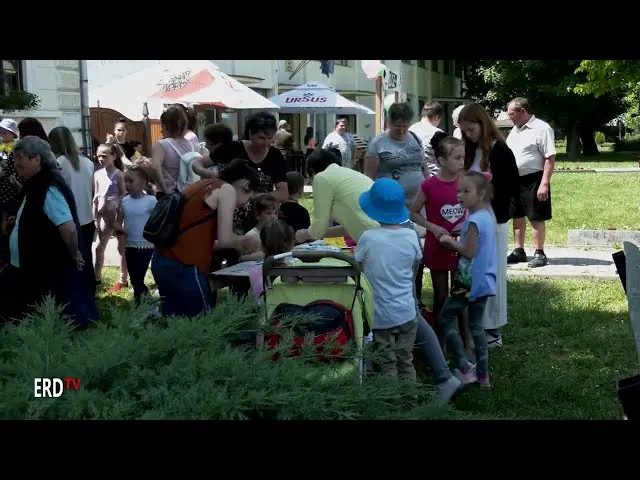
left=89, top=60, right=278, bottom=121
left=149, top=61, right=279, bottom=111
left=268, top=82, right=374, bottom=115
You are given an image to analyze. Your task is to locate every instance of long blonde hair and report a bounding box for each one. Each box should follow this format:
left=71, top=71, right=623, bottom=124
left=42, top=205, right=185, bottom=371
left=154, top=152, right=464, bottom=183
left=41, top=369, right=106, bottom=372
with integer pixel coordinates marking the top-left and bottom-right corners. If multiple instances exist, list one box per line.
left=458, top=103, right=504, bottom=172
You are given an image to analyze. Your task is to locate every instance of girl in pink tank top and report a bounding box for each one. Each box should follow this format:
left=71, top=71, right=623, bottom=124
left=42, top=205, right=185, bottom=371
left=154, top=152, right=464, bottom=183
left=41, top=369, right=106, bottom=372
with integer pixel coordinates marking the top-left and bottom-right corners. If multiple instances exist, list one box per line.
left=409, top=136, right=472, bottom=356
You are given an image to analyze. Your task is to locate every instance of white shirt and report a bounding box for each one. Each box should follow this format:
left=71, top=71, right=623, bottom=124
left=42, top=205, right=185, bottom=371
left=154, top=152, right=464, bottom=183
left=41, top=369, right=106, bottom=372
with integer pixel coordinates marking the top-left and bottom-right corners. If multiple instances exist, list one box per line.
left=120, top=194, right=157, bottom=248
left=506, top=115, right=556, bottom=176
left=57, top=154, right=95, bottom=226
left=409, top=120, right=442, bottom=164
left=354, top=227, right=422, bottom=330
left=322, top=131, right=356, bottom=167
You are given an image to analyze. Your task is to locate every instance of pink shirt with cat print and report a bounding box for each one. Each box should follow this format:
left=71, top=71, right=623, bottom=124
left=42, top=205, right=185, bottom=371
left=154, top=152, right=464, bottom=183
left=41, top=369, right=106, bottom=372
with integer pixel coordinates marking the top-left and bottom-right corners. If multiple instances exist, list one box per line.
left=421, top=175, right=467, bottom=272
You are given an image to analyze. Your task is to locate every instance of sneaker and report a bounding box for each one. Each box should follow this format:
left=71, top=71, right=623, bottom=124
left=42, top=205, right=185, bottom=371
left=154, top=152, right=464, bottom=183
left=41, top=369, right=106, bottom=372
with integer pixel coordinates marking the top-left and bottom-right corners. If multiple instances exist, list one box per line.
left=436, top=376, right=464, bottom=404
left=459, top=366, right=478, bottom=385
left=477, top=376, right=491, bottom=388
left=487, top=331, right=503, bottom=348
left=507, top=248, right=527, bottom=264
left=108, top=282, right=128, bottom=293
left=452, top=362, right=476, bottom=384
left=528, top=252, right=548, bottom=268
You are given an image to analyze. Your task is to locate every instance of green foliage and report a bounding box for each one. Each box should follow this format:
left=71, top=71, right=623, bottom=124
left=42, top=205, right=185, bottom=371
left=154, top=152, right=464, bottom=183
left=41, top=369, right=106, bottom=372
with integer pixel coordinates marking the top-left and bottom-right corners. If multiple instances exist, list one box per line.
left=574, top=60, right=640, bottom=97
left=614, top=135, right=640, bottom=152
left=0, top=90, right=41, bottom=112
left=459, top=60, right=626, bottom=135
left=594, top=131, right=606, bottom=145
left=0, top=296, right=464, bottom=420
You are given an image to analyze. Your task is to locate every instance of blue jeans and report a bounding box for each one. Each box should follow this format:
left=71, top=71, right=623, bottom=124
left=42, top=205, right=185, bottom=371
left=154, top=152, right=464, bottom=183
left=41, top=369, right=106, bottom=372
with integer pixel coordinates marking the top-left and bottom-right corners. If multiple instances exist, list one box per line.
left=438, top=295, right=490, bottom=378
left=151, top=252, right=211, bottom=317
left=401, top=221, right=452, bottom=385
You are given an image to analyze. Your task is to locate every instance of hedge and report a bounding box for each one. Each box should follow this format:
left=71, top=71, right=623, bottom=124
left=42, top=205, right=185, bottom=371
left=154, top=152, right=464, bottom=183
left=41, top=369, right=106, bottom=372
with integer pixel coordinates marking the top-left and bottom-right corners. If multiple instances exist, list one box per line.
left=0, top=296, right=469, bottom=420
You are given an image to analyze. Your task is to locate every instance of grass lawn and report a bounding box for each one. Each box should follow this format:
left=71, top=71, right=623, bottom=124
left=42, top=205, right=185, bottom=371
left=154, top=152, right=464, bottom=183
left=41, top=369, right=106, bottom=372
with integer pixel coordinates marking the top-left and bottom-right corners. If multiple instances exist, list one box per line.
left=98, top=267, right=636, bottom=419
left=555, top=150, right=640, bottom=170
left=546, top=172, right=640, bottom=245
left=301, top=169, right=640, bottom=247
left=418, top=275, right=637, bottom=420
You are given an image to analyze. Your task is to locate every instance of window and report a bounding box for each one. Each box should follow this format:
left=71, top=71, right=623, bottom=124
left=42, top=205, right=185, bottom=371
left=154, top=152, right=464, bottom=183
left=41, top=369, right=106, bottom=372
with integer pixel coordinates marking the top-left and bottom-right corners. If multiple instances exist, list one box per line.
left=417, top=60, right=426, bottom=69
left=335, top=60, right=350, bottom=67
left=418, top=99, right=425, bottom=114
left=431, top=60, right=439, bottom=72
left=454, top=61, right=462, bottom=78
left=0, top=60, right=23, bottom=94
left=402, top=60, right=412, bottom=65
left=443, top=60, right=451, bottom=75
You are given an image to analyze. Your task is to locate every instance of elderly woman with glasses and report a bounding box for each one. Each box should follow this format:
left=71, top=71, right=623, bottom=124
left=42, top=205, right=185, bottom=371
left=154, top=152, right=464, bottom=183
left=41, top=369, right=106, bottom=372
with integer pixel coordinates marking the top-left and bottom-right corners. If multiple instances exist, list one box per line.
left=0, top=136, right=97, bottom=327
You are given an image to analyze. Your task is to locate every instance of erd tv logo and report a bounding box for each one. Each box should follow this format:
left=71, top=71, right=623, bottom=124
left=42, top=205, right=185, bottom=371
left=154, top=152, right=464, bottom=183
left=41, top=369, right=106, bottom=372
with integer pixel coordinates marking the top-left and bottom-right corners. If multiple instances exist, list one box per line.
left=34, top=377, right=81, bottom=398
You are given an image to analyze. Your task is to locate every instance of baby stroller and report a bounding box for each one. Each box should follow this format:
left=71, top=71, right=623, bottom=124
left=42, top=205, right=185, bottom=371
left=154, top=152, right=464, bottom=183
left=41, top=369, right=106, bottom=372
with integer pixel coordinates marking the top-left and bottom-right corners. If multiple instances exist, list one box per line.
left=260, top=250, right=373, bottom=381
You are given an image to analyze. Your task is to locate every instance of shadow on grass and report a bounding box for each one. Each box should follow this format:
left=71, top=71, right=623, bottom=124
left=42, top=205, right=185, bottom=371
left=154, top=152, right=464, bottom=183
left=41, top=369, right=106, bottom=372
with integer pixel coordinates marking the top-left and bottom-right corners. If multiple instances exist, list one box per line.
left=446, top=277, right=636, bottom=420
left=556, top=151, right=640, bottom=164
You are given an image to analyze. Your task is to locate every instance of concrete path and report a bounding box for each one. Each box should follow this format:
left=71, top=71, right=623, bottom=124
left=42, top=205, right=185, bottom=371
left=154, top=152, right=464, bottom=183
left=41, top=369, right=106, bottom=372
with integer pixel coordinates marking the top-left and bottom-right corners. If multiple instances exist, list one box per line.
left=97, top=239, right=620, bottom=280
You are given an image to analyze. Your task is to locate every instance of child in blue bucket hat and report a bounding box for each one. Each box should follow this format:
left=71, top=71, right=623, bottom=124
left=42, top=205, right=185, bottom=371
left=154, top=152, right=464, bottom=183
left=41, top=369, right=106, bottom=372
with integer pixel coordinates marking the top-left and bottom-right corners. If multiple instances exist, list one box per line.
left=355, top=177, right=424, bottom=381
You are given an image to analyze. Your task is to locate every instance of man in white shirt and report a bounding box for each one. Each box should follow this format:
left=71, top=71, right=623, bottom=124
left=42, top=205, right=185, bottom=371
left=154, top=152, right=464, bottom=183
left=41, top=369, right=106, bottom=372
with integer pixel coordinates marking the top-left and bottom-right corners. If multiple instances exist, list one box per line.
left=505, top=97, right=556, bottom=268
left=409, top=101, right=443, bottom=177
left=322, top=118, right=357, bottom=169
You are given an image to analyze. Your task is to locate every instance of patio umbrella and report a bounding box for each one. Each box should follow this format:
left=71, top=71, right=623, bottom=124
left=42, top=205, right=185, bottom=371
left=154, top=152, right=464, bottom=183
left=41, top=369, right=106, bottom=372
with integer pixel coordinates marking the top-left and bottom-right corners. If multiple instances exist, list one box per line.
left=149, top=61, right=279, bottom=111
left=268, top=82, right=374, bottom=115
left=89, top=60, right=278, bottom=120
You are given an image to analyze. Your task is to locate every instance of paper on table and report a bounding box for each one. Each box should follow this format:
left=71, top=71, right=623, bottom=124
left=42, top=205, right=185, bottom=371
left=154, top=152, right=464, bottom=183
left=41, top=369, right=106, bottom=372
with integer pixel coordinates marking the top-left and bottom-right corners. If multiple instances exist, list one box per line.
left=212, top=260, right=263, bottom=277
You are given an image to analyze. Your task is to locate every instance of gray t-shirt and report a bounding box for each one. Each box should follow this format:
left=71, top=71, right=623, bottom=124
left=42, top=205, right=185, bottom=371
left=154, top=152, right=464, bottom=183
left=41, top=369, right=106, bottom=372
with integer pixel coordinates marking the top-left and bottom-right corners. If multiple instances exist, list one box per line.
left=367, top=131, right=426, bottom=208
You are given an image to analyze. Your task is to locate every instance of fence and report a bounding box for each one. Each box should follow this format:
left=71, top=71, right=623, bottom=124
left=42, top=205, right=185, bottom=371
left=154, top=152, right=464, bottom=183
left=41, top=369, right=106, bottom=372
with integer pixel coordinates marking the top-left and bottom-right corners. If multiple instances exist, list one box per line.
left=90, top=107, right=162, bottom=156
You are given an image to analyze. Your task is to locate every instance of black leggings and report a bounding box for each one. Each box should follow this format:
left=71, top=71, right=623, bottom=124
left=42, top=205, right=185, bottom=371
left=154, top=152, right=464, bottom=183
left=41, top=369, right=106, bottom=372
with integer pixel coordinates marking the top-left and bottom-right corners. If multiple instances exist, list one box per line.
left=80, top=222, right=97, bottom=298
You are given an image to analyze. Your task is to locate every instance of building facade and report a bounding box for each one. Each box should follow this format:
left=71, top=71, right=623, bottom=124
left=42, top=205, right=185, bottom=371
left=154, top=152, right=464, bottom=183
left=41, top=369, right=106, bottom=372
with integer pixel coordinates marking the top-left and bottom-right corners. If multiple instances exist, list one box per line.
left=0, top=60, right=89, bottom=148
left=211, top=60, right=466, bottom=148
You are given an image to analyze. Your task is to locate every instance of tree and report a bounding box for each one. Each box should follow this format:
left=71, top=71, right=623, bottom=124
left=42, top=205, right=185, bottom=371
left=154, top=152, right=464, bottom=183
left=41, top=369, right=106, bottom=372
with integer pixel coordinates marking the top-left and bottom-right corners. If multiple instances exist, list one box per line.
left=573, top=60, right=640, bottom=96
left=460, top=60, right=627, bottom=158
left=574, top=60, right=640, bottom=135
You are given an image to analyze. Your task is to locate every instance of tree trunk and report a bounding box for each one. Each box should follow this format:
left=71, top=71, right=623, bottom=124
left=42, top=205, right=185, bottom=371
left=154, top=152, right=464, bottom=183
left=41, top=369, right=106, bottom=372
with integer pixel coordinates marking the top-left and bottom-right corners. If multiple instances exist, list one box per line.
left=580, top=127, right=599, bottom=156
left=566, top=123, right=579, bottom=160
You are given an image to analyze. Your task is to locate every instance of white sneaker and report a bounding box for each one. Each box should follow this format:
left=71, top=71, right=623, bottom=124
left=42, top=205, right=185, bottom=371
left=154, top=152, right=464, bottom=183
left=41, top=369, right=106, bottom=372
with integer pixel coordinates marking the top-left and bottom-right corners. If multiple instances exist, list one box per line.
left=436, top=376, right=463, bottom=404
left=487, top=332, right=503, bottom=348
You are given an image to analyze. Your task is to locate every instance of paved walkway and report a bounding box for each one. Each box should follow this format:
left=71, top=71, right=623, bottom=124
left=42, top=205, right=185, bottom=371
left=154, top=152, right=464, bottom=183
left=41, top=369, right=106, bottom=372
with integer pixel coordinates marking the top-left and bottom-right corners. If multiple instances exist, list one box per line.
left=97, top=240, right=619, bottom=280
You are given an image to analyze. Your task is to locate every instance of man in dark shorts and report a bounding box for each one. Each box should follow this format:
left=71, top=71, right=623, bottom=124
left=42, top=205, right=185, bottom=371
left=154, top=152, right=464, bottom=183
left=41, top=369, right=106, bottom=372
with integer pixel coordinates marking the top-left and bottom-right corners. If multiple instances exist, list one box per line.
left=505, top=97, right=556, bottom=268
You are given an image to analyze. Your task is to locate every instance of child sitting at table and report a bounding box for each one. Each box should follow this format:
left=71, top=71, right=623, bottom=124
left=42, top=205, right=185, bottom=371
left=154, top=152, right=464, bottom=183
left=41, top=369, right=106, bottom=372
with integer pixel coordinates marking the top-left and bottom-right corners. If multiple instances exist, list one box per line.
left=279, top=171, right=311, bottom=236
left=240, top=193, right=279, bottom=261
left=248, top=219, right=295, bottom=302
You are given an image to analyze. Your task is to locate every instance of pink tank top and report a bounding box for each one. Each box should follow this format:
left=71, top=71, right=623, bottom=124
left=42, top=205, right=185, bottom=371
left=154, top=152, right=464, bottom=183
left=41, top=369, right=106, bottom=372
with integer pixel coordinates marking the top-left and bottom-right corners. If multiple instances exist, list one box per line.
left=421, top=175, right=466, bottom=271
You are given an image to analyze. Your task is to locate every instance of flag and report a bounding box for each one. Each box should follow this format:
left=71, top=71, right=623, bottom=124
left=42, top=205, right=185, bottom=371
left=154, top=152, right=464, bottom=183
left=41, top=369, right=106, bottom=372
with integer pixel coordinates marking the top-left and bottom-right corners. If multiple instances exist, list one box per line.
left=319, top=60, right=335, bottom=78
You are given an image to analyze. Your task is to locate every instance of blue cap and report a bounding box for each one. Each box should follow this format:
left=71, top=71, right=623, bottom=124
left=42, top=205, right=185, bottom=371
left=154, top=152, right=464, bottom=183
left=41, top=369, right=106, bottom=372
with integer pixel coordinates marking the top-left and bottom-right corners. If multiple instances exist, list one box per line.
left=359, top=177, right=409, bottom=225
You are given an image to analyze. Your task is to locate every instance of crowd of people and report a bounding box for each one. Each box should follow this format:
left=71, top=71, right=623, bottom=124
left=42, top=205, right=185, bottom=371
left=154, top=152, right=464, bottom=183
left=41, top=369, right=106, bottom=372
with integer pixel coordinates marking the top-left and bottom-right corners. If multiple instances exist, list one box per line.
left=0, top=95, right=556, bottom=404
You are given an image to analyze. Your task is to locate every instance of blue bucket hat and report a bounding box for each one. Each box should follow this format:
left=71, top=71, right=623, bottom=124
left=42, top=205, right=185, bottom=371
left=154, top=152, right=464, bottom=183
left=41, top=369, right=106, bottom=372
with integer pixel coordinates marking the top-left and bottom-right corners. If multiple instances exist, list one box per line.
left=359, top=177, right=409, bottom=225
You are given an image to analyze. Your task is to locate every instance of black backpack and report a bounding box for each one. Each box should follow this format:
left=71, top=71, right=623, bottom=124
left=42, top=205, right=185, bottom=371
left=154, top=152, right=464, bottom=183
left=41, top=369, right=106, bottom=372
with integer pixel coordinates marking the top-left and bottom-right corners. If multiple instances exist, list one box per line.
left=143, top=187, right=215, bottom=248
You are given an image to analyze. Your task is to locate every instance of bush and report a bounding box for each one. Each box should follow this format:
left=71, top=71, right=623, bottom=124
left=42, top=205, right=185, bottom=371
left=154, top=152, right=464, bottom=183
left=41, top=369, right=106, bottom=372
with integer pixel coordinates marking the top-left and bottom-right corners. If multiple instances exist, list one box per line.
left=0, top=296, right=466, bottom=420
left=614, top=135, right=640, bottom=152
left=594, top=131, right=606, bottom=145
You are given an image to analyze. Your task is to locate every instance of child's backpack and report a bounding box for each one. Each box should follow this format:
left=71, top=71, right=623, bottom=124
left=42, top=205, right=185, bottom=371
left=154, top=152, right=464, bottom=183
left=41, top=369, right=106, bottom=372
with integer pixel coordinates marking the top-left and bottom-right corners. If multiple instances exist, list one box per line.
left=142, top=181, right=215, bottom=248
left=265, top=300, right=355, bottom=361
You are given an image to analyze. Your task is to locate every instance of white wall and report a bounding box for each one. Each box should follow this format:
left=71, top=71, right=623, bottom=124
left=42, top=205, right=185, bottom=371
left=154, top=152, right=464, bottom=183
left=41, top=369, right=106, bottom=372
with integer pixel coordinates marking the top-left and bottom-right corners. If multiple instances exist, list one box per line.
left=9, top=60, right=85, bottom=147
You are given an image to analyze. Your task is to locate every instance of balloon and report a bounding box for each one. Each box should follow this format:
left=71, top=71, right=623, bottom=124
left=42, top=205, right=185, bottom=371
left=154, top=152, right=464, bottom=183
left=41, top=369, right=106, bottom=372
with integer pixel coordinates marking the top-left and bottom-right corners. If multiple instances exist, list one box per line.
left=361, top=60, right=385, bottom=79
left=383, top=94, right=396, bottom=112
